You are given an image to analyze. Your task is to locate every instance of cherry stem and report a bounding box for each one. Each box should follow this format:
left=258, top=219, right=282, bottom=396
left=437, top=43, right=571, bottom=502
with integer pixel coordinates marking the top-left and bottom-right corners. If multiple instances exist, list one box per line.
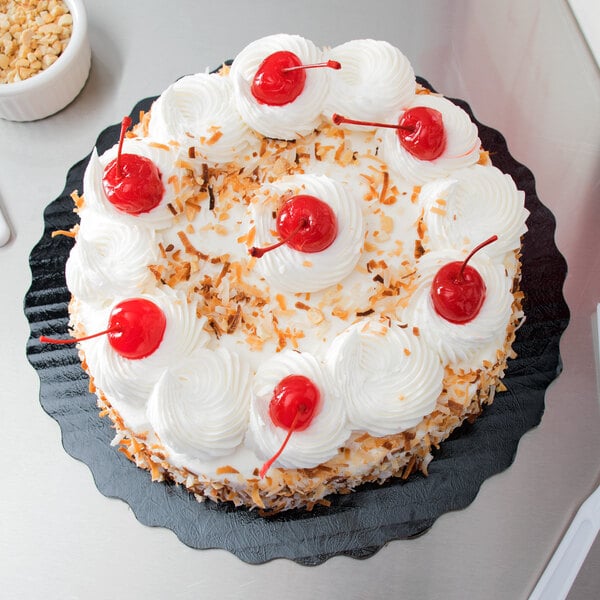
left=249, top=218, right=308, bottom=258
left=116, top=116, right=133, bottom=178
left=332, top=112, right=414, bottom=132
left=282, top=59, right=341, bottom=72
left=457, top=235, right=498, bottom=282
left=259, top=412, right=300, bottom=478
left=39, top=326, right=121, bottom=345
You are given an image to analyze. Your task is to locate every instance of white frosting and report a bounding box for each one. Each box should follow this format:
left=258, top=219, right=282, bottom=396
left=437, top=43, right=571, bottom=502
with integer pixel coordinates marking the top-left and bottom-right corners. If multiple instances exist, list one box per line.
left=402, top=249, right=514, bottom=369
left=65, top=36, right=528, bottom=479
left=65, top=213, right=159, bottom=308
left=383, top=93, right=481, bottom=183
left=419, top=164, right=529, bottom=259
left=247, top=350, right=350, bottom=469
left=251, top=173, right=364, bottom=293
left=230, top=34, right=329, bottom=139
left=324, top=39, right=415, bottom=124
left=147, top=348, right=251, bottom=460
left=326, top=318, right=443, bottom=436
left=148, top=72, right=261, bottom=165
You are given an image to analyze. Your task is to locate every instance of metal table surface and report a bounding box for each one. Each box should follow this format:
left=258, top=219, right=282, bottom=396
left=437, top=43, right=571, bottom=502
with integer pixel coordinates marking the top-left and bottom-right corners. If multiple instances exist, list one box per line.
left=1, top=1, right=598, bottom=598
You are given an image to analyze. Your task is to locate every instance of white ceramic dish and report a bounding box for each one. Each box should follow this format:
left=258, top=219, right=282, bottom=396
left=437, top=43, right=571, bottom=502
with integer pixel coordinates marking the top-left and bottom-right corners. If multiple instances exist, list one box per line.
left=0, top=0, right=91, bottom=122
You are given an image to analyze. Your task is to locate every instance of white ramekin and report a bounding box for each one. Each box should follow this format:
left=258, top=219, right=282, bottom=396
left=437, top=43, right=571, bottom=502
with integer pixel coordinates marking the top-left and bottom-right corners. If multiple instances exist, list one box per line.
left=0, top=0, right=91, bottom=122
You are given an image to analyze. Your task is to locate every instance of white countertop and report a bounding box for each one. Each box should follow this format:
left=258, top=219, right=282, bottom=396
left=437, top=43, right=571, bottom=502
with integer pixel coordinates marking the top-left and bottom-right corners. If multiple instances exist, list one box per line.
left=1, top=1, right=599, bottom=598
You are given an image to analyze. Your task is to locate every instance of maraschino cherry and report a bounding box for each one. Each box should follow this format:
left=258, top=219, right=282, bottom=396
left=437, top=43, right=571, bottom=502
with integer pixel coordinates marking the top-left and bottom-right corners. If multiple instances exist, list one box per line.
left=259, top=374, right=320, bottom=478
left=332, top=107, right=446, bottom=161
left=249, top=194, right=337, bottom=258
left=251, top=51, right=341, bottom=106
left=102, top=116, right=165, bottom=215
left=40, top=298, right=167, bottom=360
left=430, top=235, right=498, bottom=324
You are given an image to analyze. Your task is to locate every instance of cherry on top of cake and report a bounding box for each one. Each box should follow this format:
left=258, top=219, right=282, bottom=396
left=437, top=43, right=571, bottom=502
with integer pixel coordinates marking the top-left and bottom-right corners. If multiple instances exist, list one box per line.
left=40, top=298, right=167, bottom=360
left=251, top=50, right=341, bottom=106
left=332, top=108, right=447, bottom=161
left=249, top=193, right=338, bottom=258
left=102, top=116, right=165, bottom=215
left=430, top=235, right=498, bottom=324
left=259, top=374, right=321, bottom=477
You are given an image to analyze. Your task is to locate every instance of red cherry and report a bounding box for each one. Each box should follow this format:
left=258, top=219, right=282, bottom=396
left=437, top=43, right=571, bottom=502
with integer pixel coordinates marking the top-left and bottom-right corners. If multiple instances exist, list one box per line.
left=430, top=235, right=498, bottom=324
left=259, top=374, right=320, bottom=478
left=332, top=107, right=446, bottom=161
left=102, top=116, right=165, bottom=215
left=397, top=106, right=446, bottom=160
left=249, top=194, right=337, bottom=258
left=251, top=51, right=341, bottom=106
left=106, top=298, right=167, bottom=359
left=39, top=298, right=166, bottom=360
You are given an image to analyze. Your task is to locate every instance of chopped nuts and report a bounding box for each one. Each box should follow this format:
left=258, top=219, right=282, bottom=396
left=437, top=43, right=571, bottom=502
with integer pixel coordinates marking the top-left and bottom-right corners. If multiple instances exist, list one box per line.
left=0, top=0, right=73, bottom=84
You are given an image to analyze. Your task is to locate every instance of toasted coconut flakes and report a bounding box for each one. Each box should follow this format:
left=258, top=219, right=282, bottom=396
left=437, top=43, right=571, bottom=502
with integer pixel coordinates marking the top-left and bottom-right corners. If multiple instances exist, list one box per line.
left=416, top=217, right=427, bottom=240
left=70, top=190, right=84, bottom=209
left=51, top=229, right=76, bottom=238
left=206, top=130, right=223, bottom=145
left=478, top=150, right=490, bottom=165
left=378, top=171, right=389, bottom=203
left=227, top=304, right=243, bottom=334
left=177, top=230, right=208, bottom=259
left=216, top=465, right=239, bottom=475
left=410, top=185, right=422, bottom=203
left=332, top=307, right=349, bottom=320
left=414, top=240, right=425, bottom=259
left=149, top=142, right=170, bottom=151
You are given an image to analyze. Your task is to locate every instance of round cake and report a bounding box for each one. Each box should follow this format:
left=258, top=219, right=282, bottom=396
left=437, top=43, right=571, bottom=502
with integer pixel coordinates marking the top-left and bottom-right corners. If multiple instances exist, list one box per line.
left=57, top=34, right=528, bottom=513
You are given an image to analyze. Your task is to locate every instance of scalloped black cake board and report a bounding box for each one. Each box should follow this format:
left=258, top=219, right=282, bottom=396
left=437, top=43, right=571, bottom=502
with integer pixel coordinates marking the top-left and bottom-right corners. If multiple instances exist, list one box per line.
left=24, top=76, right=569, bottom=565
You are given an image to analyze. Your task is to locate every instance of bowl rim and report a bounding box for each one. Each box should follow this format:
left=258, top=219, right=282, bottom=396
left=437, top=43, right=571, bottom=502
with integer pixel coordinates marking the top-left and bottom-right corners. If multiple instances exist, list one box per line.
left=0, top=0, right=88, bottom=97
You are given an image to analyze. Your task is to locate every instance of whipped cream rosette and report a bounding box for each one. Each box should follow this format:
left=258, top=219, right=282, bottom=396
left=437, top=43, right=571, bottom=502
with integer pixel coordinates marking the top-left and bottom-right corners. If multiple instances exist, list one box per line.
left=383, top=93, right=481, bottom=184
left=324, top=39, right=416, bottom=125
left=79, top=288, right=210, bottom=429
left=85, top=141, right=190, bottom=230
left=146, top=348, right=251, bottom=460
left=419, top=164, right=529, bottom=263
left=148, top=72, right=261, bottom=165
left=402, top=249, right=514, bottom=369
left=251, top=173, right=364, bottom=293
left=230, top=34, right=330, bottom=139
left=326, top=318, right=443, bottom=437
left=247, top=350, right=350, bottom=470
left=65, top=213, right=160, bottom=308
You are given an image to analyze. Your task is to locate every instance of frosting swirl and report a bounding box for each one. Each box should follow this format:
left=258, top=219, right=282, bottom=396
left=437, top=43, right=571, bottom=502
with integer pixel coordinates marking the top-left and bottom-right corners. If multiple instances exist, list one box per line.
left=247, top=350, right=350, bottom=469
left=66, top=212, right=159, bottom=308
left=148, top=72, right=261, bottom=165
left=324, top=39, right=415, bottom=124
left=251, top=174, right=364, bottom=293
left=383, top=93, right=481, bottom=183
left=147, top=348, right=251, bottom=460
left=326, top=318, right=443, bottom=436
left=230, top=34, right=329, bottom=139
left=402, top=249, right=514, bottom=369
left=419, top=164, right=529, bottom=259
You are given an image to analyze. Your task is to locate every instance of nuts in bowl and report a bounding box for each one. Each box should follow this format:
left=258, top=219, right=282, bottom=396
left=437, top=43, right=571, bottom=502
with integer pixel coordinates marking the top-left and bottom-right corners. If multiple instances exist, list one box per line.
left=0, top=0, right=91, bottom=121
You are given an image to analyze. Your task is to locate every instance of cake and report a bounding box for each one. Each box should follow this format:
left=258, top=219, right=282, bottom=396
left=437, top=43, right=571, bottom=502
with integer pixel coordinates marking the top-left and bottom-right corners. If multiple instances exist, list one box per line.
left=52, top=35, right=529, bottom=513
